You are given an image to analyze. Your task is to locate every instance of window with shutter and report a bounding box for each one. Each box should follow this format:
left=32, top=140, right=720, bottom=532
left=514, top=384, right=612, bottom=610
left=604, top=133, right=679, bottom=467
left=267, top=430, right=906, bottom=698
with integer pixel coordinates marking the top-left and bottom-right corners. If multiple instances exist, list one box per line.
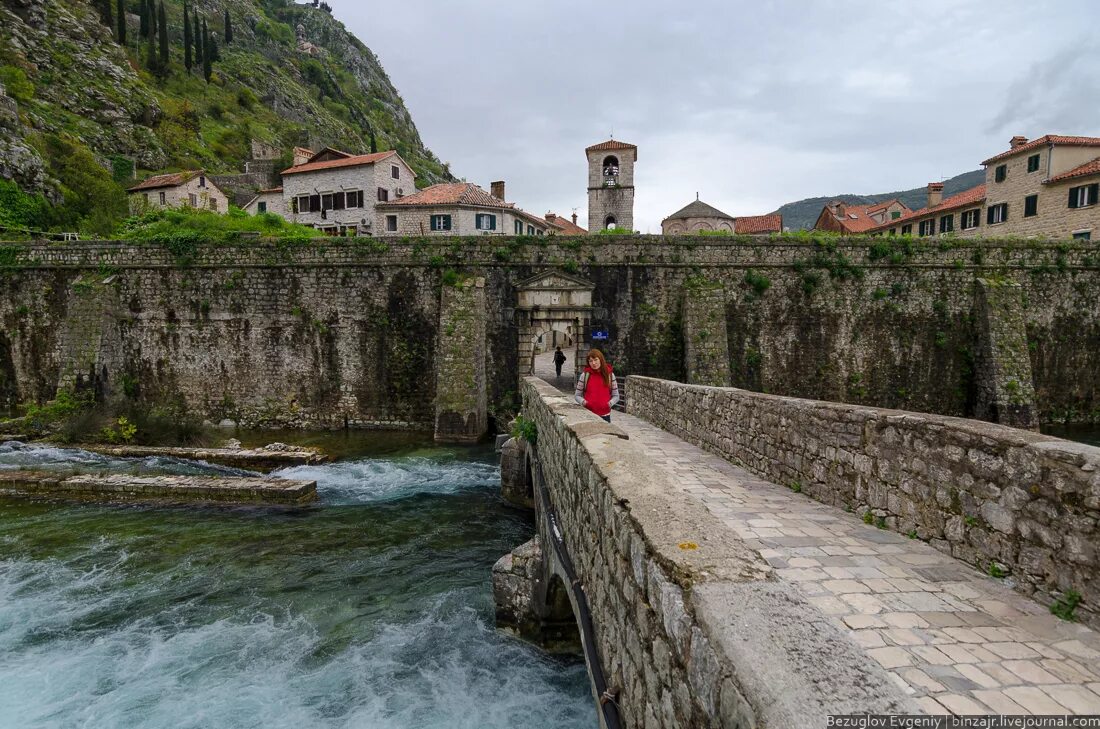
left=386, top=215, right=397, bottom=232
left=322, top=193, right=333, bottom=211
left=310, top=194, right=320, bottom=212
left=391, top=165, right=400, bottom=179
left=258, top=201, right=267, bottom=214
left=377, top=188, right=388, bottom=202
left=995, top=165, right=1006, bottom=183
left=1027, top=154, right=1040, bottom=173
left=489, top=215, right=497, bottom=231
left=940, top=215, right=954, bottom=233
left=1024, top=194, right=1038, bottom=217
left=901, top=224, right=912, bottom=235
left=514, top=220, right=522, bottom=234
left=527, top=225, right=535, bottom=235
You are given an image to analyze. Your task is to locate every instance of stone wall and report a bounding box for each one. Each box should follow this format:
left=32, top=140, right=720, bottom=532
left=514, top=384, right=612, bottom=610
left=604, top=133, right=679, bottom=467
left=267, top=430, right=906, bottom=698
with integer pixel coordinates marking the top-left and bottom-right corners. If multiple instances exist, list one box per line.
left=518, top=377, right=915, bottom=728
left=433, top=276, right=487, bottom=442
left=627, top=376, right=1100, bottom=628
left=2, top=235, right=1100, bottom=429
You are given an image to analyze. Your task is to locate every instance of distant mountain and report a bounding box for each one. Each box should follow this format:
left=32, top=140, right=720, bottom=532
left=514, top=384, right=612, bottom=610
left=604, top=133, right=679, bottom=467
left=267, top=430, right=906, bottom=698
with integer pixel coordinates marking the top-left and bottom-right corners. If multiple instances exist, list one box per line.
left=775, top=169, right=986, bottom=231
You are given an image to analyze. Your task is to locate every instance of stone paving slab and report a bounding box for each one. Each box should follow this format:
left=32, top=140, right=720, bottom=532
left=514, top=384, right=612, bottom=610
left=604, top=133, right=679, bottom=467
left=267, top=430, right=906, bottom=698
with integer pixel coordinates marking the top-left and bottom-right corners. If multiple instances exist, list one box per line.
left=617, top=411, right=1100, bottom=716
left=75, top=443, right=329, bottom=471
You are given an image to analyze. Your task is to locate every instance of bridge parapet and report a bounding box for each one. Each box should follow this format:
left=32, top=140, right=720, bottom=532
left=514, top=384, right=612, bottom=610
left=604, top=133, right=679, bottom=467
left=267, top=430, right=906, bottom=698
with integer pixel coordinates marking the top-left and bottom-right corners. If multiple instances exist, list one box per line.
left=500, top=377, right=916, bottom=728
left=628, top=376, right=1100, bottom=630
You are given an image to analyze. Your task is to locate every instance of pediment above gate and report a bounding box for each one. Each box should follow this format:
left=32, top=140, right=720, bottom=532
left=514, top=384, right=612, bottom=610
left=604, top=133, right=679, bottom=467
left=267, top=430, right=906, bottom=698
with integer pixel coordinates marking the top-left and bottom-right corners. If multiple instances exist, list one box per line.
left=514, top=269, right=595, bottom=292
left=515, top=269, right=594, bottom=311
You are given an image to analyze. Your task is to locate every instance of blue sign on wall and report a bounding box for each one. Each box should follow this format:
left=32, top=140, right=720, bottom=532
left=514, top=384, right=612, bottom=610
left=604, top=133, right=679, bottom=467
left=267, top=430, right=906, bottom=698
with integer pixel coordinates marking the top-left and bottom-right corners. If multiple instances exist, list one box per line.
left=591, top=329, right=609, bottom=341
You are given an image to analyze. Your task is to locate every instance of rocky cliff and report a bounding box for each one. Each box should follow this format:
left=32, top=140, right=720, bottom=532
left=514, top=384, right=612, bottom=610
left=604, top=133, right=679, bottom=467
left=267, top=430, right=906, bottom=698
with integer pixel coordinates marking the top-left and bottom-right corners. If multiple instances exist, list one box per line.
left=0, top=0, right=450, bottom=206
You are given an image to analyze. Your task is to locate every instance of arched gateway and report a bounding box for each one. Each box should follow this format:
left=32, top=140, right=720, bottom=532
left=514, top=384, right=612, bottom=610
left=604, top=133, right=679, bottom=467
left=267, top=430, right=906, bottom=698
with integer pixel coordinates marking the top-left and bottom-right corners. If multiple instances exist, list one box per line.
left=514, top=270, right=594, bottom=379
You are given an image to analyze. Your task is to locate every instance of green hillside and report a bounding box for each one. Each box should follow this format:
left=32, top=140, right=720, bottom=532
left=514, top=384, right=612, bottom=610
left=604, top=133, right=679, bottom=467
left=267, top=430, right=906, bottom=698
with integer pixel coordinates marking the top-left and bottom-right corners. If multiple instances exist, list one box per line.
left=0, top=0, right=451, bottom=236
left=775, top=169, right=986, bottom=230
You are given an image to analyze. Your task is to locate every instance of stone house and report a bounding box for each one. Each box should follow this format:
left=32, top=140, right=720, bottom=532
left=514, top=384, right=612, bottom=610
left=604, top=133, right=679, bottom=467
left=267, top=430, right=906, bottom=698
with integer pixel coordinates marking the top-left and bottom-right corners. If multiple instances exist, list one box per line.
left=662, top=199, right=783, bottom=235
left=280, top=148, right=417, bottom=236
left=814, top=199, right=910, bottom=233
left=243, top=187, right=284, bottom=216
left=872, top=183, right=986, bottom=238
left=544, top=212, right=587, bottom=235
left=375, top=181, right=551, bottom=236
left=976, top=135, right=1100, bottom=240
left=127, top=170, right=230, bottom=214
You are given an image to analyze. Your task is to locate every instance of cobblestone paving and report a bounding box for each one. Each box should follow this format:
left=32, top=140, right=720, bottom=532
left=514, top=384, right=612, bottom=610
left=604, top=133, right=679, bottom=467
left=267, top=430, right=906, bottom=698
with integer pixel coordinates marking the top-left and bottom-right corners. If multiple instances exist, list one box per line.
left=617, top=411, right=1100, bottom=716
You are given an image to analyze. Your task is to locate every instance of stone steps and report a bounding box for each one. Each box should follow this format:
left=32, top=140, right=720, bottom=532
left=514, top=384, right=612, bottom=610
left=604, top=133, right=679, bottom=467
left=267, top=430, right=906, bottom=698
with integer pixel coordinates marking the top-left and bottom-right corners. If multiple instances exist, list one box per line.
left=0, top=470, right=317, bottom=504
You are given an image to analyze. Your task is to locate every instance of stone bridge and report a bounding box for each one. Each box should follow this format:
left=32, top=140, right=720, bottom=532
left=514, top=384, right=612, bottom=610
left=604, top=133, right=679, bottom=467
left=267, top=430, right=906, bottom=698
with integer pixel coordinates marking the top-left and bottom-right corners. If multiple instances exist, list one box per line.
left=1, top=236, right=1099, bottom=442
left=493, top=376, right=1100, bottom=728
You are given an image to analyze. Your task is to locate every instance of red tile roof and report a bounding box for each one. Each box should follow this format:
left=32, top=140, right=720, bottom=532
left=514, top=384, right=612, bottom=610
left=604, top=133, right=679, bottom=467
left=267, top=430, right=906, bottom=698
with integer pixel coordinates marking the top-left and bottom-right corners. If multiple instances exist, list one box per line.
left=127, top=170, right=202, bottom=192
left=545, top=213, right=588, bottom=235
left=870, top=184, right=986, bottom=232
left=281, top=150, right=398, bottom=176
left=824, top=204, right=886, bottom=233
left=1044, top=156, right=1100, bottom=185
left=379, top=182, right=512, bottom=209
left=585, top=140, right=638, bottom=159
left=735, top=214, right=783, bottom=234
left=982, top=135, right=1100, bottom=165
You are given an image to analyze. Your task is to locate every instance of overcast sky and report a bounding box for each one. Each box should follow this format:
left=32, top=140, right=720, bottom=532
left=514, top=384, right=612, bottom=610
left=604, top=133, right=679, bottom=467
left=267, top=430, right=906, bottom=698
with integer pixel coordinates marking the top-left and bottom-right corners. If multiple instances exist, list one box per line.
left=339, top=0, right=1100, bottom=232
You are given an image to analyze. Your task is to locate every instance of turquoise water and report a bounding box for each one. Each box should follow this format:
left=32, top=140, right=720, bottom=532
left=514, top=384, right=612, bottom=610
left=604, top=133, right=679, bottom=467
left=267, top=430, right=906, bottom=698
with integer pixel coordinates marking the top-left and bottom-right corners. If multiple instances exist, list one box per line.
left=1042, top=423, right=1100, bottom=448
left=0, top=440, right=595, bottom=729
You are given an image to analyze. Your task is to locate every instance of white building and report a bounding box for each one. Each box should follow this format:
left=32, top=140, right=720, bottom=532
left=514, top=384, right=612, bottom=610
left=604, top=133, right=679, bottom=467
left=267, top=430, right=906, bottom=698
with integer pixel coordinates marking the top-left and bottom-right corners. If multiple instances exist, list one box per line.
left=279, top=148, right=417, bottom=236
left=242, top=187, right=284, bottom=216
left=375, top=181, right=551, bottom=236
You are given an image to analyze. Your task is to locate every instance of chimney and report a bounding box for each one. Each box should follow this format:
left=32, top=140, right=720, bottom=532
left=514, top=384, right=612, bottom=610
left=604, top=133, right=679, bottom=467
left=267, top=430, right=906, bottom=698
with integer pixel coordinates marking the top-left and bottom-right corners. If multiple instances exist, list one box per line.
left=1010, top=135, right=1028, bottom=149
left=830, top=201, right=846, bottom=217
left=927, top=182, right=944, bottom=209
left=491, top=180, right=505, bottom=201
left=571, top=212, right=578, bottom=225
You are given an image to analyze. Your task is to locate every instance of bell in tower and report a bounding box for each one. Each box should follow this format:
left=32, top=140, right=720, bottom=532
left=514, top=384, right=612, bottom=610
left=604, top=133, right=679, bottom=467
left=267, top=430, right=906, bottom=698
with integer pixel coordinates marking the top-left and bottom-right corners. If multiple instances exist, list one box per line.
left=586, top=139, right=637, bottom=232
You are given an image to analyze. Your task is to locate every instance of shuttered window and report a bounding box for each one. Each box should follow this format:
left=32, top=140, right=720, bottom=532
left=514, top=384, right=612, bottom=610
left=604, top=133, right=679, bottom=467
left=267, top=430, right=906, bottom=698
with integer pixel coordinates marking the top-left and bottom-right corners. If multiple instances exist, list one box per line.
left=1024, top=194, right=1038, bottom=217
left=918, top=219, right=935, bottom=236
left=994, top=165, right=1007, bottom=183
left=939, top=215, right=954, bottom=234
left=901, top=224, right=912, bottom=235
left=430, top=214, right=452, bottom=231
left=1069, top=184, right=1099, bottom=209
left=987, top=203, right=1008, bottom=224
left=1027, top=154, right=1040, bottom=173
left=961, top=209, right=980, bottom=230
left=476, top=213, right=496, bottom=231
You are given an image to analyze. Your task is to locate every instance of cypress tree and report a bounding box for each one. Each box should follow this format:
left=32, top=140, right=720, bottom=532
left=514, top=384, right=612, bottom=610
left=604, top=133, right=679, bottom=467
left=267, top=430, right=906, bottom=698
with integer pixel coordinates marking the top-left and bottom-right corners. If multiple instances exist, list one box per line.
left=116, top=0, right=126, bottom=44
left=157, top=1, right=168, bottom=69
left=224, top=9, right=233, bottom=45
left=183, top=4, right=191, bottom=71
left=202, top=20, right=212, bottom=82
left=369, top=128, right=377, bottom=154
left=139, top=0, right=148, bottom=37
left=148, top=0, right=156, bottom=39
left=209, top=33, right=220, bottom=62
left=193, top=14, right=202, bottom=73
left=145, top=20, right=157, bottom=72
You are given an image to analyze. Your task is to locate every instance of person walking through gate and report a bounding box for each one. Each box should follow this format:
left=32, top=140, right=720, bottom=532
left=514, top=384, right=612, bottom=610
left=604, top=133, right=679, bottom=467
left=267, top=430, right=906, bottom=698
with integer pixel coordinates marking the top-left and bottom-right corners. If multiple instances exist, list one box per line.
left=553, top=346, right=567, bottom=378
left=575, top=348, right=619, bottom=422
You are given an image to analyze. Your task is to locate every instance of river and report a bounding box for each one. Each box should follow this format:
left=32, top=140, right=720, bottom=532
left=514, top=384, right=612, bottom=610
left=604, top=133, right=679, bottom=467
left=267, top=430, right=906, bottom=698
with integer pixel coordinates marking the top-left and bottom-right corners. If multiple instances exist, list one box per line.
left=0, top=436, right=596, bottom=729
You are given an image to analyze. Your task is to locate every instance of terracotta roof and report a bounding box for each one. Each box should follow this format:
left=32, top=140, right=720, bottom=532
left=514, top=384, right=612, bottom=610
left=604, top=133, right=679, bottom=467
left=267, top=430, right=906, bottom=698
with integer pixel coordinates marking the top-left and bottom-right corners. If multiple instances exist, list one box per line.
left=586, top=139, right=637, bottom=152
left=1044, top=157, right=1100, bottom=185
left=545, top=213, right=588, bottom=235
left=735, top=214, right=783, bottom=234
left=870, top=184, right=986, bottom=232
left=307, top=147, right=353, bottom=162
left=865, top=198, right=902, bottom=214
left=822, top=203, right=887, bottom=233
left=982, top=135, right=1100, bottom=165
left=378, top=182, right=512, bottom=209
left=128, top=170, right=201, bottom=192
left=281, top=150, right=398, bottom=176
left=663, top=199, right=734, bottom=221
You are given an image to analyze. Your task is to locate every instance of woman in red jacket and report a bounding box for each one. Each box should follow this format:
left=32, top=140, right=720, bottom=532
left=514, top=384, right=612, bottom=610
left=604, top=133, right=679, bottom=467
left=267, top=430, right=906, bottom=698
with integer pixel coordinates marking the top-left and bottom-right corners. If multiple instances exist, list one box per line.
left=574, top=348, right=619, bottom=422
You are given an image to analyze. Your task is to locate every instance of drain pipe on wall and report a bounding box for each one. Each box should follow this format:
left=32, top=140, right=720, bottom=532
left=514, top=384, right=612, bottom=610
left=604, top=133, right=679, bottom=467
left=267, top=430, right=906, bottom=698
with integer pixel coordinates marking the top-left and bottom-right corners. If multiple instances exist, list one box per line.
left=534, top=458, right=623, bottom=729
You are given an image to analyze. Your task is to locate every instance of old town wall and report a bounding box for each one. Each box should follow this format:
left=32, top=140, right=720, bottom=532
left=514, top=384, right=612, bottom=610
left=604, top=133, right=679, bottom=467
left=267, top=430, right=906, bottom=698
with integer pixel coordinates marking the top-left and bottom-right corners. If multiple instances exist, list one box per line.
left=0, top=235, right=1098, bottom=427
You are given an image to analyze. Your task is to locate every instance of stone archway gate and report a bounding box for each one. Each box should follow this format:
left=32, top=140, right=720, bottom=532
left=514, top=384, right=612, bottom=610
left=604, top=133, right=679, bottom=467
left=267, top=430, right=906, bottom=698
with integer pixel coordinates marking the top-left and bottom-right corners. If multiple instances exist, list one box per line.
left=514, top=270, right=594, bottom=379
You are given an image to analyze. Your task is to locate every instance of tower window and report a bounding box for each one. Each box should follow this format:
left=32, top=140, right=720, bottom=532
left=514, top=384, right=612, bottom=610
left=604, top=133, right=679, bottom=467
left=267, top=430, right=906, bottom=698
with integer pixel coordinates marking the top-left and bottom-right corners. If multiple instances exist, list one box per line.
left=605, top=215, right=617, bottom=230
left=602, top=155, right=619, bottom=178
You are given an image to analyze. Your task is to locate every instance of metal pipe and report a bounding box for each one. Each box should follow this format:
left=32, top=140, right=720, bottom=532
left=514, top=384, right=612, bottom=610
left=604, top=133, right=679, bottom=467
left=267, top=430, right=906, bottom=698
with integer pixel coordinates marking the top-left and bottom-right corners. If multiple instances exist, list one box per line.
left=533, top=456, right=623, bottom=729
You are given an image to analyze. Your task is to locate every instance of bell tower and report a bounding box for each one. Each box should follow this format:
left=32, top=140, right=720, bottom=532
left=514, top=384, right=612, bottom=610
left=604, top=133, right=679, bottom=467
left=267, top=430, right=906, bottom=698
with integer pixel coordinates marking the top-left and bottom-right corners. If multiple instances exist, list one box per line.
left=586, top=139, right=637, bottom=232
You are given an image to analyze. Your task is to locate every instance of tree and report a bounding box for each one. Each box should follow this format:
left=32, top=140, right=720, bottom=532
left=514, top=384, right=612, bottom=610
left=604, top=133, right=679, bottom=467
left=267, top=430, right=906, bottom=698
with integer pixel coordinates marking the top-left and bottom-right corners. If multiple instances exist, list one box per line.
left=116, top=0, right=126, bottom=44
left=202, top=20, right=212, bottom=82
left=369, top=127, right=377, bottom=154
left=224, top=9, right=233, bottom=45
left=193, top=14, right=202, bottom=73
left=95, top=0, right=113, bottom=29
left=148, top=0, right=156, bottom=39
left=139, top=0, right=148, bottom=37
left=157, top=1, right=168, bottom=70
left=145, top=23, right=157, bottom=73
left=183, top=4, right=191, bottom=71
